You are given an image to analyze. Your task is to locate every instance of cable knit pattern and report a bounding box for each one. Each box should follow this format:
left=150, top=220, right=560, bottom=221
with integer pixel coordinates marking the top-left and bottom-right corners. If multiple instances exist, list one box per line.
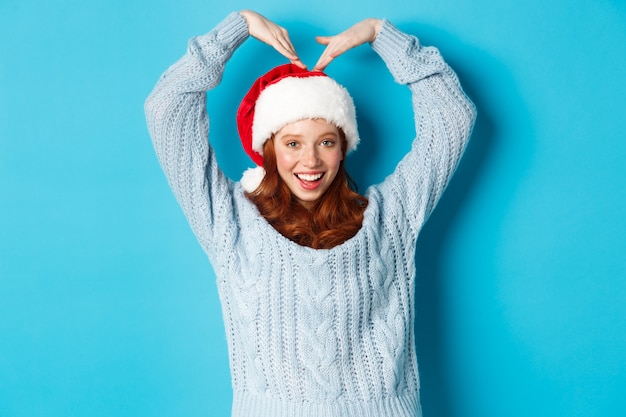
left=145, top=12, right=476, bottom=417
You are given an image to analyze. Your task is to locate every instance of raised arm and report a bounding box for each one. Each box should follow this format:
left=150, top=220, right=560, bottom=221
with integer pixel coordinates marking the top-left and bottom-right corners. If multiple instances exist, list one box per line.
left=144, top=12, right=249, bottom=258
left=371, top=20, right=476, bottom=234
left=312, top=19, right=475, bottom=235
left=145, top=11, right=304, bottom=258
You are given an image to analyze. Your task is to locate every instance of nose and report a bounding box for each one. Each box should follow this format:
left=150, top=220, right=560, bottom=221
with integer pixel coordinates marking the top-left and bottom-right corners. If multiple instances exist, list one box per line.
left=302, top=145, right=320, bottom=167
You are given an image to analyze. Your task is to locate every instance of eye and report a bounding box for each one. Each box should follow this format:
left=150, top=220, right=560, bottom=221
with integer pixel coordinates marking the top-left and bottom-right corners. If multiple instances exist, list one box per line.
left=321, top=139, right=336, bottom=147
left=286, top=141, right=298, bottom=148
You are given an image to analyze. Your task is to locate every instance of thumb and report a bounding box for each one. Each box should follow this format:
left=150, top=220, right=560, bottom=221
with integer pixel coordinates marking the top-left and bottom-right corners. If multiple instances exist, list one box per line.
left=315, top=35, right=332, bottom=45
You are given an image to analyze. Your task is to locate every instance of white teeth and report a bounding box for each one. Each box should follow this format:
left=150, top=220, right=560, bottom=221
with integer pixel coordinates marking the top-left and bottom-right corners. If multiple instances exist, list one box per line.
left=296, top=173, right=323, bottom=181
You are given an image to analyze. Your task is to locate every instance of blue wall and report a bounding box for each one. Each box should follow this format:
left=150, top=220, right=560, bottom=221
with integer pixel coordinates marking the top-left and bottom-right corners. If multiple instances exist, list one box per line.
left=1, top=1, right=624, bottom=416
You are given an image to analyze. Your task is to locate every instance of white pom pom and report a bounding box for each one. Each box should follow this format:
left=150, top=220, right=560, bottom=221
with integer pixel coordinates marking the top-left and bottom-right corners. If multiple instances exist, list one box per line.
left=240, top=166, right=266, bottom=193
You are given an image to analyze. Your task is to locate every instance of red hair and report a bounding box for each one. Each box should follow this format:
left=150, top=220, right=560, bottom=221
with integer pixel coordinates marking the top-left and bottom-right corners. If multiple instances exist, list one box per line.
left=245, top=133, right=368, bottom=249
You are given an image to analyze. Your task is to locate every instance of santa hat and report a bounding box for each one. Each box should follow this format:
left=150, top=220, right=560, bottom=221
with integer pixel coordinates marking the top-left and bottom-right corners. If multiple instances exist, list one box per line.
left=237, top=64, right=359, bottom=192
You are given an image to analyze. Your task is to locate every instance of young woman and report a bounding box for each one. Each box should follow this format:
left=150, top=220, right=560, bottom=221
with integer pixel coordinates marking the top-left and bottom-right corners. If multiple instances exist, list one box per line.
left=145, top=9, right=475, bottom=417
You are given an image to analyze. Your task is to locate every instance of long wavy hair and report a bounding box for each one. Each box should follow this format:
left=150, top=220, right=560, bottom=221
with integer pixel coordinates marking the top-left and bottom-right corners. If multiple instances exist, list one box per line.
left=245, top=132, right=368, bottom=249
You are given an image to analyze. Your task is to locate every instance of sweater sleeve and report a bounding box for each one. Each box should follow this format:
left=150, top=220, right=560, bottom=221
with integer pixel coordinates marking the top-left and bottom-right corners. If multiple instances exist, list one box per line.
left=144, top=12, right=249, bottom=258
left=370, top=20, right=476, bottom=235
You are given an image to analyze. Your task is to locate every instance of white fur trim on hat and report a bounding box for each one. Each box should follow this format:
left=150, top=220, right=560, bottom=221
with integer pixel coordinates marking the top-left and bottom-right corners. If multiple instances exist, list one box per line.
left=251, top=76, right=359, bottom=155
left=240, top=166, right=266, bottom=193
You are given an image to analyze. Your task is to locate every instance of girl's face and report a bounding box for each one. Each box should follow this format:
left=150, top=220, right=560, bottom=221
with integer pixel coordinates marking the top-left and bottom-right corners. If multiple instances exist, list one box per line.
left=273, top=118, right=344, bottom=209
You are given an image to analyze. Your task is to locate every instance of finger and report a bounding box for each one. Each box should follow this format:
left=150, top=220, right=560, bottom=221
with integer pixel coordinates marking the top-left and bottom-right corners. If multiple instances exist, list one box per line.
left=313, top=49, right=334, bottom=71
left=313, top=44, right=331, bottom=71
left=328, top=37, right=356, bottom=58
left=313, top=60, right=330, bottom=71
left=315, top=35, right=332, bottom=45
left=269, top=28, right=299, bottom=57
left=277, top=32, right=308, bottom=69
left=315, top=42, right=349, bottom=71
left=274, top=42, right=296, bottom=60
left=281, top=49, right=307, bottom=69
left=313, top=35, right=338, bottom=70
left=278, top=37, right=298, bottom=59
left=314, top=48, right=351, bottom=71
left=277, top=41, right=307, bottom=68
left=291, top=58, right=307, bottom=69
left=314, top=39, right=350, bottom=71
left=264, top=32, right=294, bottom=57
left=269, top=35, right=306, bottom=68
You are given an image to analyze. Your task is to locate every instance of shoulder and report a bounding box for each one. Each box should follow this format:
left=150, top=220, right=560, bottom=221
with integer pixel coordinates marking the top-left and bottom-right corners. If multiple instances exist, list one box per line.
left=365, top=181, right=423, bottom=241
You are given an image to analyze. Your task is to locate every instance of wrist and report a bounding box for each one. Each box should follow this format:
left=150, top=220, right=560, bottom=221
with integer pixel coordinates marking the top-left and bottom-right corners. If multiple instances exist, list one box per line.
left=239, top=10, right=254, bottom=29
left=369, top=18, right=383, bottom=40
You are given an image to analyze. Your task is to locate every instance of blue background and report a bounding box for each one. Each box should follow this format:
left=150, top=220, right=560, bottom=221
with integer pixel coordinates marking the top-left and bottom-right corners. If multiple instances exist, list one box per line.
left=1, top=0, right=625, bottom=416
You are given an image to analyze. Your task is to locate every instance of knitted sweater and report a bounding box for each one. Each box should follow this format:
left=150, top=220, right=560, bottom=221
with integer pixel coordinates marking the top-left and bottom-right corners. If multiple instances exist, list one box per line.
left=145, top=12, right=476, bottom=417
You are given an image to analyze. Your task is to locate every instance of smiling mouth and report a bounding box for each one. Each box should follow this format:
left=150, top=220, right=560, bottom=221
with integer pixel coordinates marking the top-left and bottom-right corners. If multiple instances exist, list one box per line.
left=295, top=172, right=325, bottom=190
left=295, top=173, right=324, bottom=182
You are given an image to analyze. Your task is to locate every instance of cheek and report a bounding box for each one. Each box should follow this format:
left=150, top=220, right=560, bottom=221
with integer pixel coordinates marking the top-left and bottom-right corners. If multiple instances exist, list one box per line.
left=328, top=149, right=344, bottom=169
left=321, top=150, right=344, bottom=184
left=274, top=150, right=294, bottom=177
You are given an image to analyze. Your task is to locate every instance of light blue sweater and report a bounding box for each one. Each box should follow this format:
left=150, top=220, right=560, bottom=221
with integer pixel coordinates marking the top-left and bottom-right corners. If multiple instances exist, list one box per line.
left=145, top=12, right=476, bottom=417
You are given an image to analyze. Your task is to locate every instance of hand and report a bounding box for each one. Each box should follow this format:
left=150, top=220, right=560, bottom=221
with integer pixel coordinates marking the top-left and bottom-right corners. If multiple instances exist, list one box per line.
left=313, top=18, right=382, bottom=71
left=240, top=10, right=306, bottom=69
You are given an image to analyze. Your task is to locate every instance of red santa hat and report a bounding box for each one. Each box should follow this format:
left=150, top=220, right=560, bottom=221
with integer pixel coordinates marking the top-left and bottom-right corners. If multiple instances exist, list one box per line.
left=237, top=64, right=359, bottom=192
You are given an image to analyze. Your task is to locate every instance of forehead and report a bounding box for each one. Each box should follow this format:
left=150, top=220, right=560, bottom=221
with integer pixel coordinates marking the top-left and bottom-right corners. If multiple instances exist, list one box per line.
left=276, top=118, right=339, bottom=137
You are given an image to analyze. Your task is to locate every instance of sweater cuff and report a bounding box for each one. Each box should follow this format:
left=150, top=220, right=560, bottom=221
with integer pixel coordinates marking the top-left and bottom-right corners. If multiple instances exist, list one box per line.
left=193, top=11, right=249, bottom=55
left=371, top=19, right=411, bottom=62
left=371, top=20, right=446, bottom=85
left=214, top=12, right=250, bottom=49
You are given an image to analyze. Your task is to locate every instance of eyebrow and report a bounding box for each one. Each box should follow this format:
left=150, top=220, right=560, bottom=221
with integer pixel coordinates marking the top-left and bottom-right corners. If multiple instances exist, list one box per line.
left=279, top=131, right=339, bottom=140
